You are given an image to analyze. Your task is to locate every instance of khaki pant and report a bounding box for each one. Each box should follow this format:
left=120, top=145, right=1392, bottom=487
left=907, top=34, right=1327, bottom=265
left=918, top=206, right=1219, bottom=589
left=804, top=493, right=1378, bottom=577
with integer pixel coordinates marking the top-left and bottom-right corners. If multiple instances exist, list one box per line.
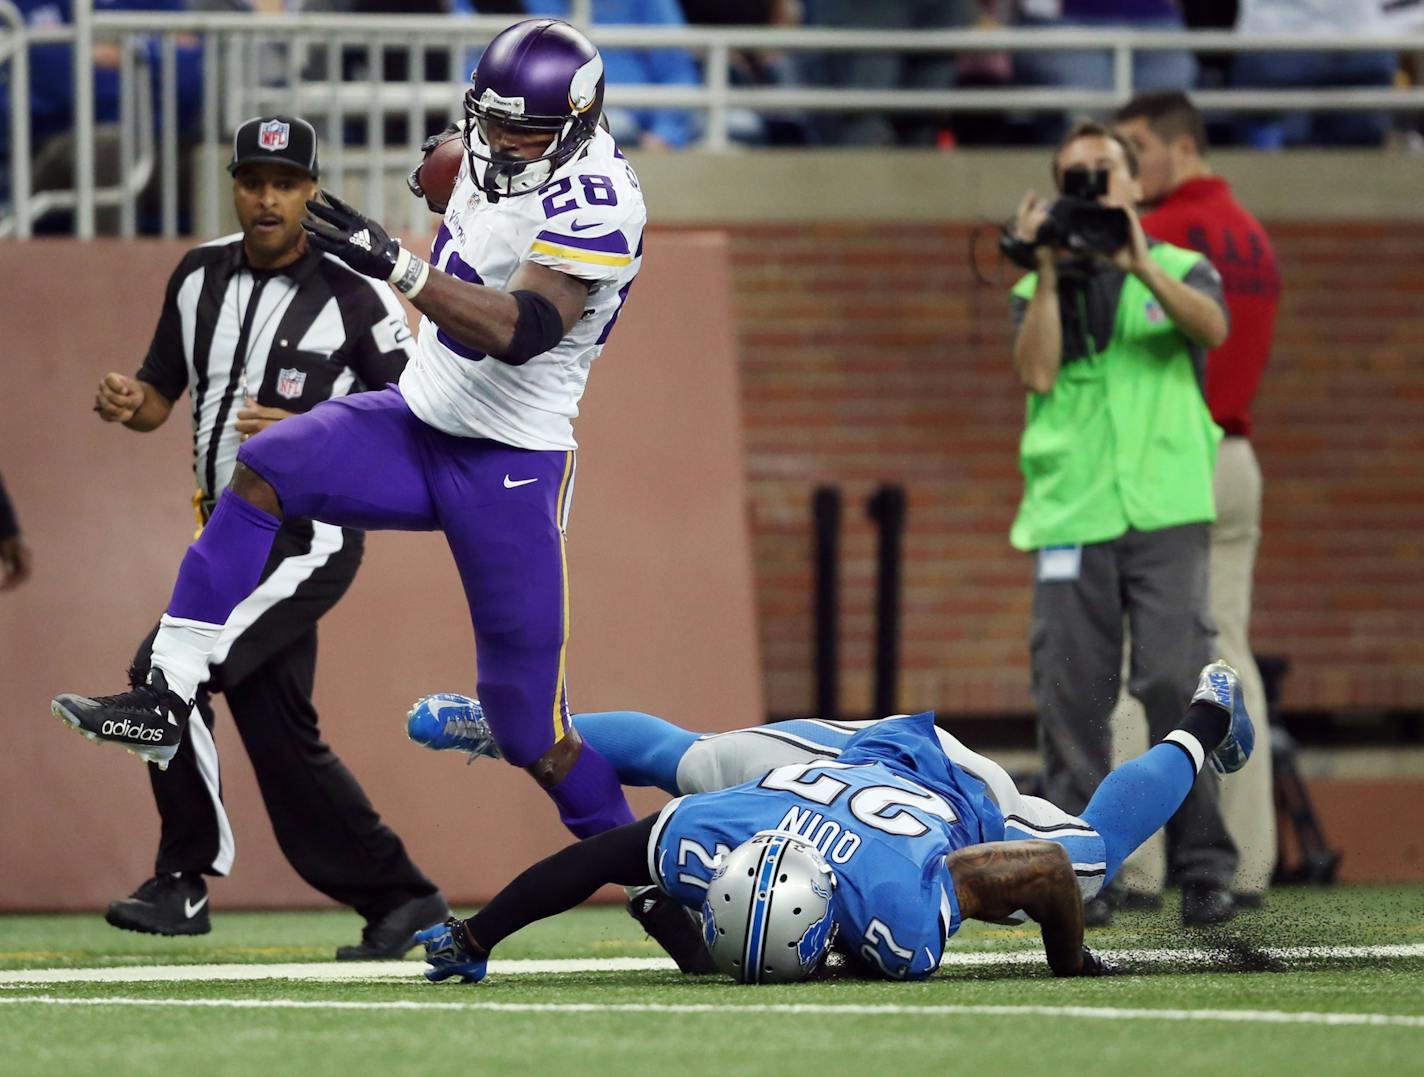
left=1112, top=438, right=1275, bottom=896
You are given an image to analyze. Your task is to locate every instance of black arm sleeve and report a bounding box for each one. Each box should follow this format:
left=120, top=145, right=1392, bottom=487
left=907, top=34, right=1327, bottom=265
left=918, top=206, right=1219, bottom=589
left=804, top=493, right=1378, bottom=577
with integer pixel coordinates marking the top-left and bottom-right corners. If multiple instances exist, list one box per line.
left=489, top=289, right=566, bottom=366
left=464, top=814, right=658, bottom=952
left=0, top=472, right=19, bottom=542
left=135, top=261, right=192, bottom=402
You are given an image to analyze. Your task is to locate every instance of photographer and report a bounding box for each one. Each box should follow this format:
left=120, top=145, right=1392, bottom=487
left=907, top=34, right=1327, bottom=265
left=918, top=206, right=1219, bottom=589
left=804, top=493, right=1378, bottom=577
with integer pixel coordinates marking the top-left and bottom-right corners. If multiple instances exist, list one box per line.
left=1006, top=122, right=1240, bottom=927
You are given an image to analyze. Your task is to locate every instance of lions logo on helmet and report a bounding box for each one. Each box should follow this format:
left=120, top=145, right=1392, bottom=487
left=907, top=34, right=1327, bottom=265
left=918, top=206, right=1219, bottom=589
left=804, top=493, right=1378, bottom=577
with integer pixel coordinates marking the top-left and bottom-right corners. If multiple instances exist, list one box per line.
left=700, top=831, right=839, bottom=984
left=462, top=19, right=606, bottom=200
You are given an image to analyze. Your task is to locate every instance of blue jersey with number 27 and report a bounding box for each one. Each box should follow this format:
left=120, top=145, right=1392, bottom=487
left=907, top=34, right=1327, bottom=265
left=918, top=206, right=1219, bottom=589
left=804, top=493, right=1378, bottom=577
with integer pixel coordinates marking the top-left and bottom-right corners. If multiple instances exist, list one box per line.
left=649, top=712, right=1000, bottom=980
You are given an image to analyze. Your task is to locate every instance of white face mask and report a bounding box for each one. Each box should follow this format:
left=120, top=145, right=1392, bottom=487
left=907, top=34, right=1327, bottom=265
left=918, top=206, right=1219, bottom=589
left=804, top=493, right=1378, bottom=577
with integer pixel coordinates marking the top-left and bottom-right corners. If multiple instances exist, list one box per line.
left=467, top=121, right=570, bottom=199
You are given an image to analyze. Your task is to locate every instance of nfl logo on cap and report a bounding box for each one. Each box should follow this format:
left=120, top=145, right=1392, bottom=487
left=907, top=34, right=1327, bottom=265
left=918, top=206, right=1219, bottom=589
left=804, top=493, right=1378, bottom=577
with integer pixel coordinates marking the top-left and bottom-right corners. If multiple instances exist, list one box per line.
left=259, top=119, right=291, bottom=152
left=230, top=115, right=319, bottom=179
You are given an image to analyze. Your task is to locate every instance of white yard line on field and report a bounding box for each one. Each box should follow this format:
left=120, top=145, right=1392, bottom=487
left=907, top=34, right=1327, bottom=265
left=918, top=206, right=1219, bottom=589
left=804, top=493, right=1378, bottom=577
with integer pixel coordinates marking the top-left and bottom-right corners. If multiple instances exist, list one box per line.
left=4, top=942, right=1423, bottom=985
left=0, top=995, right=1421, bottom=1028
left=0, top=942, right=1420, bottom=986
left=0, top=956, right=673, bottom=984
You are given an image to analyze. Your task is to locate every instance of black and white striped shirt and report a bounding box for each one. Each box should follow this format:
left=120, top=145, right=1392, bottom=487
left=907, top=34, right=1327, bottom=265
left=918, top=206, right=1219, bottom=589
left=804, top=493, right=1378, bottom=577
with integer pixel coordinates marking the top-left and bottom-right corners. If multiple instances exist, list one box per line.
left=137, top=234, right=414, bottom=503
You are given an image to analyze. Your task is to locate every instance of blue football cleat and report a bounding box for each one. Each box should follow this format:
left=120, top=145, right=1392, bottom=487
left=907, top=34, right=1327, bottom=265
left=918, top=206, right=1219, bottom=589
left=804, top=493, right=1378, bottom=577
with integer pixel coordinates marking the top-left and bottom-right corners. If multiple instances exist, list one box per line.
left=1192, top=660, right=1255, bottom=775
left=405, top=693, right=501, bottom=761
left=416, top=919, right=488, bottom=984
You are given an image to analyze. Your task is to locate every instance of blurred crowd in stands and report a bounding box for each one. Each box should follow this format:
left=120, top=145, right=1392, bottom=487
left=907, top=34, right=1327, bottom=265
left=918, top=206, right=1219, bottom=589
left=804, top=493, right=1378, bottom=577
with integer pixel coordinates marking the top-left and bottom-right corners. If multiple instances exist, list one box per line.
left=3, top=1, right=1422, bottom=227
left=282, top=0, right=1424, bottom=150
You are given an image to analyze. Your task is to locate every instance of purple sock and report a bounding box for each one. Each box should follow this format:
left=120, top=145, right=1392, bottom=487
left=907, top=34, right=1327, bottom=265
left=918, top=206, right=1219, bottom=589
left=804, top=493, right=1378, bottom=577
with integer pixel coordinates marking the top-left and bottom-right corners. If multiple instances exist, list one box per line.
left=167, top=491, right=281, bottom=623
left=547, top=742, right=636, bottom=839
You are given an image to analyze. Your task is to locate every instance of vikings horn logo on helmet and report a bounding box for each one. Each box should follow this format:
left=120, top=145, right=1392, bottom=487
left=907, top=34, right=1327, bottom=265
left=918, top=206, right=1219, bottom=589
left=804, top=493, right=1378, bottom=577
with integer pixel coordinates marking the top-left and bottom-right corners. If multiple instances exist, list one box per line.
left=569, top=55, right=604, bottom=113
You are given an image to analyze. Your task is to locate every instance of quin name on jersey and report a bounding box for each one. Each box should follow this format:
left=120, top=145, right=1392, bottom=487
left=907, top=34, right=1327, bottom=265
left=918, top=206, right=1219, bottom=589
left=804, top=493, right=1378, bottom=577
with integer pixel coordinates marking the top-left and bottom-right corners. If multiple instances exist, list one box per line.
left=399, top=126, right=646, bottom=451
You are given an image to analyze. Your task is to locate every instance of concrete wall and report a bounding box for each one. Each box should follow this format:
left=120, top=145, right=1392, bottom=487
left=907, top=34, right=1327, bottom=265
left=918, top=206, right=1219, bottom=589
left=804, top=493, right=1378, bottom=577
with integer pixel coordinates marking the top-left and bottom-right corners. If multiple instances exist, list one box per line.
left=0, top=232, right=762, bottom=911
left=206, top=149, right=1424, bottom=241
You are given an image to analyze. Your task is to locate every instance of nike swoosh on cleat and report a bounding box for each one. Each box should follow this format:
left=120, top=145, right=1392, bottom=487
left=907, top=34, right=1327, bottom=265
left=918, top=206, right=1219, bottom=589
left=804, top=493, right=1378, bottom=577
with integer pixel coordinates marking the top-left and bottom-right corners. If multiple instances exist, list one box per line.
left=425, top=699, right=466, bottom=725
left=503, top=476, right=538, bottom=489
left=184, top=895, right=209, bottom=918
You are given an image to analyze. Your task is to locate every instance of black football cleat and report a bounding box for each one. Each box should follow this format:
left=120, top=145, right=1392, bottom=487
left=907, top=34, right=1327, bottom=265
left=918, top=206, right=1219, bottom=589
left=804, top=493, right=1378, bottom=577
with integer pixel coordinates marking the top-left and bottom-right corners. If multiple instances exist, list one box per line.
left=335, top=892, right=452, bottom=960
left=106, top=873, right=211, bottom=936
left=1182, top=884, right=1237, bottom=927
left=627, top=886, right=718, bottom=975
left=52, top=668, right=188, bottom=770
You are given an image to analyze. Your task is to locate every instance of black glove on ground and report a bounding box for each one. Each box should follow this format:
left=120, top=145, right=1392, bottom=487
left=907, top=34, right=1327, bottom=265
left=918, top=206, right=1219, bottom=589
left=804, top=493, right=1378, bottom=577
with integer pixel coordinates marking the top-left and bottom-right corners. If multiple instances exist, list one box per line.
left=1078, top=945, right=1124, bottom=977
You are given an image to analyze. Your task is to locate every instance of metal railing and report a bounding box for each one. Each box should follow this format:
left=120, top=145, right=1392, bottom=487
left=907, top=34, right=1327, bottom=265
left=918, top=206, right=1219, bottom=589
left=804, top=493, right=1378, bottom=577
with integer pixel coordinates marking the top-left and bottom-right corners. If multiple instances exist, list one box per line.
left=2, top=5, right=1422, bottom=239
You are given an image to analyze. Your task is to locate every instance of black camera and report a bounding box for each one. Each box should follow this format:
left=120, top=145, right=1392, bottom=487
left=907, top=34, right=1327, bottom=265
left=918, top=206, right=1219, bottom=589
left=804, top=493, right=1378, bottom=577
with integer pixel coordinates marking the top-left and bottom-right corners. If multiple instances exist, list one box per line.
left=1000, top=166, right=1130, bottom=269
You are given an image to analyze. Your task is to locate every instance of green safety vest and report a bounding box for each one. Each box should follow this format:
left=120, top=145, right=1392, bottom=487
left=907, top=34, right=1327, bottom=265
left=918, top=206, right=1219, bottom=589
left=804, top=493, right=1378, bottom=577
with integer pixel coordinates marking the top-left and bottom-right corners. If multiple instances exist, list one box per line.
left=1009, top=243, right=1222, bottom=552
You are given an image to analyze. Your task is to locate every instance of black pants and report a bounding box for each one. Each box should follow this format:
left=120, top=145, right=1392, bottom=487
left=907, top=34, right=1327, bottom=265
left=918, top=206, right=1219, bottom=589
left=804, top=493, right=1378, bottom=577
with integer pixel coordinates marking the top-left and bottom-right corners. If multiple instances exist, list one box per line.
left=132, top=520, right=438, bottom=922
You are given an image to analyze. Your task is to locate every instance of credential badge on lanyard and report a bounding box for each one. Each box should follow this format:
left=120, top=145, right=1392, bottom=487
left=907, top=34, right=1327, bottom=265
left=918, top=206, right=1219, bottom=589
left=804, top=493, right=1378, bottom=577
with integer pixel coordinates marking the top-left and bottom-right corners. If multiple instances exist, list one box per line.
left=1037, top=545, right=1082, bottom=582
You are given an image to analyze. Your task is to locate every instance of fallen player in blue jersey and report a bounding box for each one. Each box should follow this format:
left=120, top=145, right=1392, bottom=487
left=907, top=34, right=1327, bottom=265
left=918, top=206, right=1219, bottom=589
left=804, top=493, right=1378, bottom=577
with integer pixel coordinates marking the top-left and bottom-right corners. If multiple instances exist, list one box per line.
left=408, top=661, right=1253, bottom=984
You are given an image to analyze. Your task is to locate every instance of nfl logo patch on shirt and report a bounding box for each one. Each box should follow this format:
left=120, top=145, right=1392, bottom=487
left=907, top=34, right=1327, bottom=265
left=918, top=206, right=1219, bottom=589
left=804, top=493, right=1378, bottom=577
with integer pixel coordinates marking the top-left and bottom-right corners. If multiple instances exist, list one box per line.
left=259, top=119, right=290, bottom=152
left=276, top=367, right=306, bottom=399
left=1144, top=298, right=1165, bottom=323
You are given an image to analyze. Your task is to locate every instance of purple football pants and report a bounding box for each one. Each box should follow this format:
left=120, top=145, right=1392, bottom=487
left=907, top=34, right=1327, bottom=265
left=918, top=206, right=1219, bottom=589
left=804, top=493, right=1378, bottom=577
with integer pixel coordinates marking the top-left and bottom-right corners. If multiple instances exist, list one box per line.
left=166, top=386, right=633, bottom=838
left=166, top=381, right=635, bottom=837
left=236, top=386, right=579, bottom=767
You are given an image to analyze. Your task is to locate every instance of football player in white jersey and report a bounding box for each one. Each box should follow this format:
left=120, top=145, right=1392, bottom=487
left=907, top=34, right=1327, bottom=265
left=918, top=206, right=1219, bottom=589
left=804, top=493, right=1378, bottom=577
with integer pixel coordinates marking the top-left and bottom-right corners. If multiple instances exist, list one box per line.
left=54, top=21, right=662, bottom=925
left=402, top=112, right=643, bottom=450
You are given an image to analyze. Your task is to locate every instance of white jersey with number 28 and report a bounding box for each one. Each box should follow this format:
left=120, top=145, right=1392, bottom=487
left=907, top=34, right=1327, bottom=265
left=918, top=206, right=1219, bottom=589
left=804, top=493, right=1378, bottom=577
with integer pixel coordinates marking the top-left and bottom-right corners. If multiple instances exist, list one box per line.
left=399, top=127, right=646, bottom=451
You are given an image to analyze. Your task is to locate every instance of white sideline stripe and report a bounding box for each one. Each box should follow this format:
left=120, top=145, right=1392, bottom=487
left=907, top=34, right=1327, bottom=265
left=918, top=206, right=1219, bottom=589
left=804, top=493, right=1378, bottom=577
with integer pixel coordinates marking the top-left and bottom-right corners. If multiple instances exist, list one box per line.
left=0, top=996, right=1421, bottom=1028
left=0, top=943, right=1419, bottom=986
left=0, top=957, right=675, bottom=985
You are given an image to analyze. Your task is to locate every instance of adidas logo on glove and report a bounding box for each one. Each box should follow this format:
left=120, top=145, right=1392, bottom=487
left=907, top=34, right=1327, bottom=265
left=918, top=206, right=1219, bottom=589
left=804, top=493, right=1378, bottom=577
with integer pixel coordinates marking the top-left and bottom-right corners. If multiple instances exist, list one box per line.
left=350, top=228, right=372, bottom=251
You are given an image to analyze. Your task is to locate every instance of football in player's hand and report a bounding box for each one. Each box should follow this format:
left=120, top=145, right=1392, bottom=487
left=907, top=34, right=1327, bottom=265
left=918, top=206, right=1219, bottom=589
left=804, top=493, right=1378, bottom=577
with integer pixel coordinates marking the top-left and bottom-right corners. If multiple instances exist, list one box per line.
left=413, top=134, right=465, bottom=214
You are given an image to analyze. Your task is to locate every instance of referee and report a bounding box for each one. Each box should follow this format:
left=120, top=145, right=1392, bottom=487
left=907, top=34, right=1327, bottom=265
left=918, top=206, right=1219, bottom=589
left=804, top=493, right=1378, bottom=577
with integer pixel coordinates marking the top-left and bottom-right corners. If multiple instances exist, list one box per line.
left=91, top=116, right=448, bottom=958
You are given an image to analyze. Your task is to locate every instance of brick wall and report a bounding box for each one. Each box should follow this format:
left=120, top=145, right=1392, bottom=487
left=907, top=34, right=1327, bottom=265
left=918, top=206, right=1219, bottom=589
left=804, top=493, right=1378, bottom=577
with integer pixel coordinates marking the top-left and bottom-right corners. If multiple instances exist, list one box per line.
left=701, top=221, right=1424, bottom=718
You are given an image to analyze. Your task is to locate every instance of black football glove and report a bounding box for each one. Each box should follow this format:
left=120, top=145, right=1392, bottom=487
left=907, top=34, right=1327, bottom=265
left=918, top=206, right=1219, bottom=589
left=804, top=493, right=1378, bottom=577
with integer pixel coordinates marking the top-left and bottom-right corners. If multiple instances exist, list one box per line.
left=1078, top=945, right=1123, bottom=977
left=302, top=190, right=400, bottom=281
left=407, top=122, right=462, bottom=214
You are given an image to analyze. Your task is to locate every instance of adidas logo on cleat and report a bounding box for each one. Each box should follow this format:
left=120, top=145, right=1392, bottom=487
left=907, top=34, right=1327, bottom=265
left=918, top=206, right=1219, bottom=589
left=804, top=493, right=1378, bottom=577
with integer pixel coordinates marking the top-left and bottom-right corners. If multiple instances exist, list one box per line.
left=100, top=718, right=166, bottom=743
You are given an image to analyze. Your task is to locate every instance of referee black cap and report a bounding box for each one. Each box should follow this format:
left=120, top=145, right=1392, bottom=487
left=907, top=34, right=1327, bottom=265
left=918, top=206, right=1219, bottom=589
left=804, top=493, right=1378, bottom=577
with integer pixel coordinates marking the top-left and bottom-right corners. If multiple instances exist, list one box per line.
left=228, top=115, right=320, bottom=179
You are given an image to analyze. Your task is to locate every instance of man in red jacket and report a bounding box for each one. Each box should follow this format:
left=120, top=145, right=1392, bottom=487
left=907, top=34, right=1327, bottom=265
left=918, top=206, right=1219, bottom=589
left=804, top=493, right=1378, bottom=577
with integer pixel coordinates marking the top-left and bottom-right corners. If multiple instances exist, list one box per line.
left=1114, top=90, right=1282, bottom=908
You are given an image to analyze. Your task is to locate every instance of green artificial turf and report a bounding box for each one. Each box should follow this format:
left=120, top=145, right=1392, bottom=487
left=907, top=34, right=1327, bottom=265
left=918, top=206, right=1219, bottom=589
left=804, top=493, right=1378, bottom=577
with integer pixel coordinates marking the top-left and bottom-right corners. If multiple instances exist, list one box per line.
left=1, top=885, right=1420, bottom=1077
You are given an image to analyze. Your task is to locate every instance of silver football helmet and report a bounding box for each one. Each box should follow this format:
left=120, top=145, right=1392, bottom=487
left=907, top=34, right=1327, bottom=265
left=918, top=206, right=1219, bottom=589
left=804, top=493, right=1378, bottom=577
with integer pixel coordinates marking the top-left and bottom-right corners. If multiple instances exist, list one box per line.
left=700, top=830, right=838, bottom=984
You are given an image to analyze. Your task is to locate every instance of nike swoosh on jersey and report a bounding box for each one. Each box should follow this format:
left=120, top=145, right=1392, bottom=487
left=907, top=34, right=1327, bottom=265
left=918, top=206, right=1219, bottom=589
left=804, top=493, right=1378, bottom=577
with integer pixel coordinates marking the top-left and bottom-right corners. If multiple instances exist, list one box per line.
left=568, top=219, right=600, bottom=232
left=503, top=476, right=539, bottom=489
left=184, top=895, right=209, bottom=918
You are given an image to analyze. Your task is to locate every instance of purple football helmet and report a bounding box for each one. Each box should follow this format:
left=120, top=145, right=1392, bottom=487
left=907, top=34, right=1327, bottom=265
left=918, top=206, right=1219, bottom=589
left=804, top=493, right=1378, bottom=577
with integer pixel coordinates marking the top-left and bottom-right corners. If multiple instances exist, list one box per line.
left=462, top=19, right=605, bottom=200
